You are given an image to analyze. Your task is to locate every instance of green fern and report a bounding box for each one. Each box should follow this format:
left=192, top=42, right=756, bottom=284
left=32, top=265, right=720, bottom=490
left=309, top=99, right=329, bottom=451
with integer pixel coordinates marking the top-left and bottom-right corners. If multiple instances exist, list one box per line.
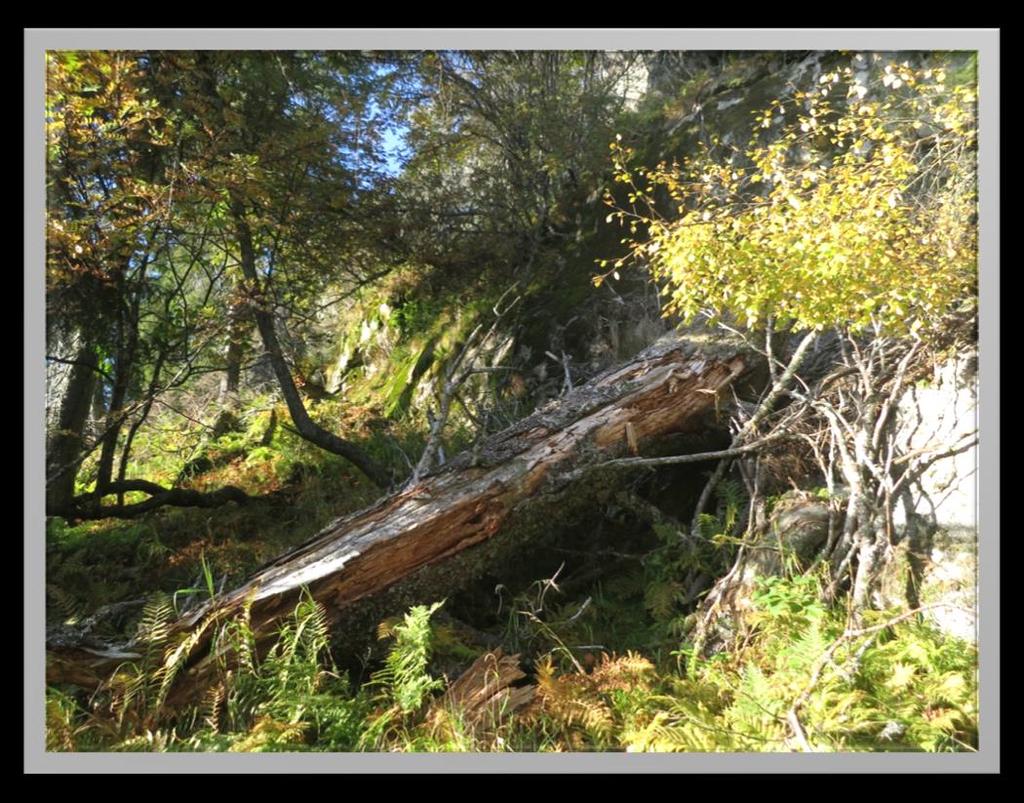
left=46, top=687, right=100, bottom=752
left=186, top=591, right=367, bottom=752
left=46, top=583, right=84, bottom=625
left=373, top=600, right=446, bottom=714
left=359, top=600, right=446, bottom=750
left=260, top=592, right=334, bottom=721
left=716, top=478, right=743, bottom=535
left=155, top=615, right=215, bottom=712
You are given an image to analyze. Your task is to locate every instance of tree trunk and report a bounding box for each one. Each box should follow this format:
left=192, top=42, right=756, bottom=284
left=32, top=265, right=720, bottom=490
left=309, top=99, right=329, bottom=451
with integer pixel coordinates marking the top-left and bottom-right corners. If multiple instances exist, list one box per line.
left=45, top=338, right=98, bottom=515
left=90, top=381, right=107, bottom=441
left=46, top=333, right=753, bottom=700
left=213, top=294, right=248, bottom=437
left=218, top=296, right=246, bottom=407
left=95, top=285, right=141, bottom=496
left=94, top=365, right=129, bottom=495
left=188, top=56, right=391, bottom=488
left=229, top=200, right=393, bottom=488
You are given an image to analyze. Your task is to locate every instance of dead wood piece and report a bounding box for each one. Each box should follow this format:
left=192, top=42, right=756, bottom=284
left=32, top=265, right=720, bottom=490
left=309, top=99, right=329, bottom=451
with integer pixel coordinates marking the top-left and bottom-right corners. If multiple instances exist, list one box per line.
left=431, top=648, right=535, bottom=733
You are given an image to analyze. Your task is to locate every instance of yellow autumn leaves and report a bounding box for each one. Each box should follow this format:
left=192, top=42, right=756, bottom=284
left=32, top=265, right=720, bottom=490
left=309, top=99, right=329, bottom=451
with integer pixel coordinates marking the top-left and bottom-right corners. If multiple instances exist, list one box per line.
left=603, top=58, right=977, bottom=338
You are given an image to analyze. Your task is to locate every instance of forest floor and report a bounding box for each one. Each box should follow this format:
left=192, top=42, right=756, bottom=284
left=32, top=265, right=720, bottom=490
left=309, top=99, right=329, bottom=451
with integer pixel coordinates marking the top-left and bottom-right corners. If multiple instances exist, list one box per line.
left=45, top=425, right=980, bottom=753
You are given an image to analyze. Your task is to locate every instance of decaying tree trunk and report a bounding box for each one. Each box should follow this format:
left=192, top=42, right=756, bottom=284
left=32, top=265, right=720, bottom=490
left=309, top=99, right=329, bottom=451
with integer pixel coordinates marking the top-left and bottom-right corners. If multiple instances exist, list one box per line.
left=427, top=648, right=535, bottom=737
left=46, top=333, right=754, bottom=701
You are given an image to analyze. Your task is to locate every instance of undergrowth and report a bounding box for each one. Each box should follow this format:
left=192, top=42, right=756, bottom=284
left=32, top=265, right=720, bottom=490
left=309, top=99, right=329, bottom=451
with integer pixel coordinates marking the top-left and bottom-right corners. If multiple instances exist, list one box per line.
left=46, top=448, right=977, bottom=754
left=46, top=571, right=977, bottom=753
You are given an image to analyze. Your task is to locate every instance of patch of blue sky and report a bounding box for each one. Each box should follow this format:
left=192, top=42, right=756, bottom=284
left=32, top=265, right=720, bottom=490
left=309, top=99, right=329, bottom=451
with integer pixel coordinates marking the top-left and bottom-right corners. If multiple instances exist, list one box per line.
left=378, top=107, right=411, bottom=178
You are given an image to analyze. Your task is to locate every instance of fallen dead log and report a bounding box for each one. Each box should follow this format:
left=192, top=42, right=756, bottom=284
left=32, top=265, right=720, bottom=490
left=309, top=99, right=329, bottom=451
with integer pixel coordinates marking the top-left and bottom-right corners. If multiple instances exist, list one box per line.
left=47, top=333, right=754, bottom=701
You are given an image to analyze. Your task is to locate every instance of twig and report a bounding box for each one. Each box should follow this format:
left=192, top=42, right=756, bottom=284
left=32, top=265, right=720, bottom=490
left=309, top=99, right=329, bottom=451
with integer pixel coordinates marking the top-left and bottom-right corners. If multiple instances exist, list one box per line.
left=562, top=432, right=790, bottom=481
left=689, top=329, right=820, bottom=540
left=545, top=350, right=573, bottom=395
left=410, top=284, right=521, bottom=483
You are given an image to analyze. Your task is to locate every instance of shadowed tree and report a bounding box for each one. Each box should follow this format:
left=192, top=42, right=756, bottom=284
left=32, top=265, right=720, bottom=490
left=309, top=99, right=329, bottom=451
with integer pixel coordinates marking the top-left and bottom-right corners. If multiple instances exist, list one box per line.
left=45, top=51, right=178, bottom=512
left=146, top=51, right=402, bottom=488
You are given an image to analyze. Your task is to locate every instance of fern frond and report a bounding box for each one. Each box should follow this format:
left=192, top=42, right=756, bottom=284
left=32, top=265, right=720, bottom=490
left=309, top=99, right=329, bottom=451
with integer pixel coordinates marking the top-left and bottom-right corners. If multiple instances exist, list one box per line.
left=107, top=662, right=150, bottom=731
left=590, top=651, right=656, bottom=693
left=644, top=579, right=683, bottom=622
left=375, top=600, right=445, bottom=714
left=135, top=592, right=175, bottom=664
left=377, top=617, right=400, bottom=641
left=46, top=688, right=87, bottom=751
left=155, top=614, right=215, bottom=711
left=201, top=682, right=224, bottom=734
left=227, top=716, right=308, bottom=752
left=46, top=583, right=84, bottom=625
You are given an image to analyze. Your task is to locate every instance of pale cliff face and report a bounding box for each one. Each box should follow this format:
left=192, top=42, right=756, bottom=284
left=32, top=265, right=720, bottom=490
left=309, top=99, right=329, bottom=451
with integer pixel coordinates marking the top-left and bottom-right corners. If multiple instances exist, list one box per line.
left=895, top=352, right=978, bottom=535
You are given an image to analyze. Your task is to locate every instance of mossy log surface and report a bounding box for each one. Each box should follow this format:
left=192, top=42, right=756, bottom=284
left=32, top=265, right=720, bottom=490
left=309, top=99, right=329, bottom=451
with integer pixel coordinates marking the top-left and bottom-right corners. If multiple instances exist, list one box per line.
left=47, top=333, right=752, bottom=700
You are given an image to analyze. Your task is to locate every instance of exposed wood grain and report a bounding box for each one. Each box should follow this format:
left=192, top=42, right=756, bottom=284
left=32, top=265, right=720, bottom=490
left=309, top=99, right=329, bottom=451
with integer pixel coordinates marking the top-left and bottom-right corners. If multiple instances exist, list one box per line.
left=428, top=648, right=535, bottom=736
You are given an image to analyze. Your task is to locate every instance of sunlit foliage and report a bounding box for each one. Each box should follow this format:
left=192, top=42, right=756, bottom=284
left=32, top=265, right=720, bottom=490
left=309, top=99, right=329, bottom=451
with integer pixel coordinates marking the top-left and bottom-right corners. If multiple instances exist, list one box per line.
left=603, top=57, right=977, bottom=337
